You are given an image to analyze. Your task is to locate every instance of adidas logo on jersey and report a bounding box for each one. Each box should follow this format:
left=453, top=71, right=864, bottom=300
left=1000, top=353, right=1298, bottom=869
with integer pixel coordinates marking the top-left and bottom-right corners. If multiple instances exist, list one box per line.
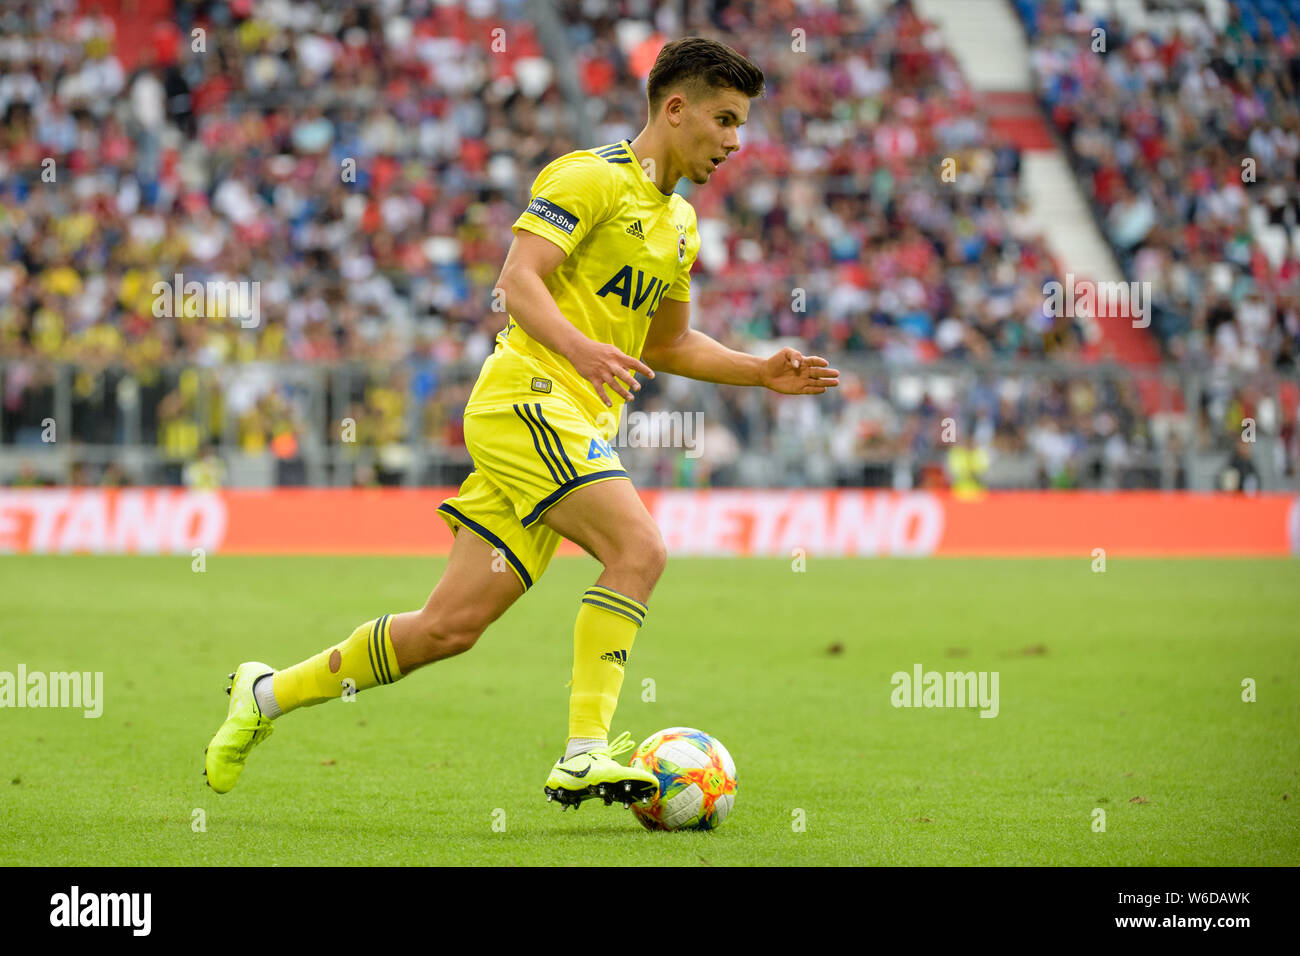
left=600, top=650, right=628, bottom=668
left=625, top=219, right=645, bottom=240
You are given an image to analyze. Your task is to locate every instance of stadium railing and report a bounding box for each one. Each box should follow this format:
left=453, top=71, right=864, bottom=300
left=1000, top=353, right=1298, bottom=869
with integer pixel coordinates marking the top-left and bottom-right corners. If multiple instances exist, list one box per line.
left=1, top=356, right=1294, bottom=493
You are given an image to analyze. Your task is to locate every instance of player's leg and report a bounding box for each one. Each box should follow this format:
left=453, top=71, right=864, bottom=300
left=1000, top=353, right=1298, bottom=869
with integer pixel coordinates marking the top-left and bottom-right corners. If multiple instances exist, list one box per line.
left=265, top=526, right=524, bottom=714
left=541, top=474, right=666, bottom=604
left=204, top=527, right=523, bottom=793
left=386, top=528, right=525, bottom=673
left=442, top=391, right=660, bottom=806
left=538, top=477, right=667, bottom=807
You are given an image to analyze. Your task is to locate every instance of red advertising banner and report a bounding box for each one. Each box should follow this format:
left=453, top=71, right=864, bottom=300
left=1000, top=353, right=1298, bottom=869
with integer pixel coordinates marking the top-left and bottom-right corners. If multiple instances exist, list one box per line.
left=0, top=488, right=1295, bottom=557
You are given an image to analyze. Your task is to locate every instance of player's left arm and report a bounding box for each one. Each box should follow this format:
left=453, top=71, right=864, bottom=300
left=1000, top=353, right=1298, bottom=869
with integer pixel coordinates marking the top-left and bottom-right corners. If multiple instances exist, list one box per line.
left=640, top=297, right=839, bottom=395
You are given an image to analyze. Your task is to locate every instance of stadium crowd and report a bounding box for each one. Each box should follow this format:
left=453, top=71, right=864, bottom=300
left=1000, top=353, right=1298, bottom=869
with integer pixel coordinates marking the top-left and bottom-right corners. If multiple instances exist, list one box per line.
left=1018, top=0, right=1300, bottom=488
left=1022, top=0, right=1300, bottom=371
left=0, top=0, right=1291, bottom=490
left=564, top=0, right=1174, bottom=491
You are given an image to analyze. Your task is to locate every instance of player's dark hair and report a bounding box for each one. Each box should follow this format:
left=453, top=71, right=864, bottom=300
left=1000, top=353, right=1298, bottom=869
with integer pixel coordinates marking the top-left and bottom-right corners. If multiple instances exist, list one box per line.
left=646, top=37, right=765, bottom=112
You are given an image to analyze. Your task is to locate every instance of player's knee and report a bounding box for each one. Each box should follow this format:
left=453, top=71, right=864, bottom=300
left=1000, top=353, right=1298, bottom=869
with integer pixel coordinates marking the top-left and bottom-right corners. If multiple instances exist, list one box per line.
left=644, top=533, right=668, bottom=582
left=610, top=524, right=667, bottom=586
left=434, top=617, right=483, bottom=657
left=415, top=606, right=491, bottom=660
left=439, top=627, right=482, bottom=657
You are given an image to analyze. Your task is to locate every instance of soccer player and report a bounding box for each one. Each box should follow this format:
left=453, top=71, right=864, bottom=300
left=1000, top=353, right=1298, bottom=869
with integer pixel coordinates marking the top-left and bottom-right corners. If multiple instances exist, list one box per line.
left=204, top=37, right=839, bottom=809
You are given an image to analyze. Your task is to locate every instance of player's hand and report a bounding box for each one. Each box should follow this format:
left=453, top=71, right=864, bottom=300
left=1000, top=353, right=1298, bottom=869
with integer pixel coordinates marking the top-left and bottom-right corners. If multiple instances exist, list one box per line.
left=761, top=347, right=839, bottom=395
left=572, top=340, right=655, bottom=407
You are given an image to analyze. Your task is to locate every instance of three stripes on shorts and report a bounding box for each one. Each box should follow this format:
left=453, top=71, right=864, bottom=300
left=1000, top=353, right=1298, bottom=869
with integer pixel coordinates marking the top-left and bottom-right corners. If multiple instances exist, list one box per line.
left=513, top=402, right=577, bottom=484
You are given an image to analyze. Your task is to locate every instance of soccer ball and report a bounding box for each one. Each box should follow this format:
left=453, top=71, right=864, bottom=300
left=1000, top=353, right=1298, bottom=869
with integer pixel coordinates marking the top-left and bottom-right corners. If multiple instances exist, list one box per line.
left=630, top=727, right=737, bottom=831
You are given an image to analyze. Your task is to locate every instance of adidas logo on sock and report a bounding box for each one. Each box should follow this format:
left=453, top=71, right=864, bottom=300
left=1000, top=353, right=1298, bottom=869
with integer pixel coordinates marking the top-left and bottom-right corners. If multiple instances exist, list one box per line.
left=600, top=649, right=628, bottom=668
left=625, top=220, right=644, bottom=240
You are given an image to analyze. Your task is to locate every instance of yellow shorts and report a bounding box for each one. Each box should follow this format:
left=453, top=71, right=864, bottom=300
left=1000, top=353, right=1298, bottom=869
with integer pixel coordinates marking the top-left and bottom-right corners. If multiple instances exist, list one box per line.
left=438, top=347, right=630, bottom=592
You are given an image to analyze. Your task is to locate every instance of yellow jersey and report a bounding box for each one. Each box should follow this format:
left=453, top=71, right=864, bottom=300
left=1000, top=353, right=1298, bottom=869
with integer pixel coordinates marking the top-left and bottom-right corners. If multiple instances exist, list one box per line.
left=494, top=138, right=701, bottom=423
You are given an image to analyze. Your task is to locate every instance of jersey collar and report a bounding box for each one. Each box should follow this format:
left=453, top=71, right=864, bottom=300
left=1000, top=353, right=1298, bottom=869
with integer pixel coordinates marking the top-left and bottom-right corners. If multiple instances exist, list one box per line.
left=620, top=139, right=675, bottom=204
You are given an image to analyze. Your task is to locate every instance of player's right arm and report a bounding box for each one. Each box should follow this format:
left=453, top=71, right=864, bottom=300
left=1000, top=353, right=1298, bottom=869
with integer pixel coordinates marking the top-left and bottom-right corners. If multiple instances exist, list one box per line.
left=495, top=231, right=653, bottom=407
left=497, top=151, right=655, bottom=408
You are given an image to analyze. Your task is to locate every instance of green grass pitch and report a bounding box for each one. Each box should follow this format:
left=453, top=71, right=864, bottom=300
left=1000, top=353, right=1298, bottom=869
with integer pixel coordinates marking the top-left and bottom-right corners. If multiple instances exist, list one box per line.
left=1, top=554, right=1296, bottom=866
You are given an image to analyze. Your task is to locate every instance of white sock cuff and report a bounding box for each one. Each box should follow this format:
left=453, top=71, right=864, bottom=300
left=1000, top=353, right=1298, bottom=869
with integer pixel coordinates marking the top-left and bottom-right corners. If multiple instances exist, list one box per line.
left=564, top=736, right=606, bottom=760
left=253, top=673, right=282, bottom=719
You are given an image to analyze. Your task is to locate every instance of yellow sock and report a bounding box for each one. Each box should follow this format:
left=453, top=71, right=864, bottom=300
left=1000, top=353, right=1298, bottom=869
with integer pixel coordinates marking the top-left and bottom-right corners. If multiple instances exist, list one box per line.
left=568, top=586, right=647, bottom=740
left=271, top=614, right=403, bottom=714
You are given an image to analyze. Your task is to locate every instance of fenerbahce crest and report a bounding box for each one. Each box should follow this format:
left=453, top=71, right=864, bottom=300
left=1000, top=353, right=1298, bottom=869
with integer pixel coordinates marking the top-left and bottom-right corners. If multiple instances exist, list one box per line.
left=677, top=230, right=686, bottom=262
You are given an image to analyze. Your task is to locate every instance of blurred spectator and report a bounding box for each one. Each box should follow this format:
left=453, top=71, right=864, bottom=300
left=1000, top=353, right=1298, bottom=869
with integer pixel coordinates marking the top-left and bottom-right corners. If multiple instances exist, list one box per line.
left=183, top=442, right=224, bottom=489
left=9, top=461, right=53, bottom=487
left=946, top=431, right=989, bottom=495
left=1219, top=438, right=1261, bottom=493
left=100, top=461, right=132, bottom=486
